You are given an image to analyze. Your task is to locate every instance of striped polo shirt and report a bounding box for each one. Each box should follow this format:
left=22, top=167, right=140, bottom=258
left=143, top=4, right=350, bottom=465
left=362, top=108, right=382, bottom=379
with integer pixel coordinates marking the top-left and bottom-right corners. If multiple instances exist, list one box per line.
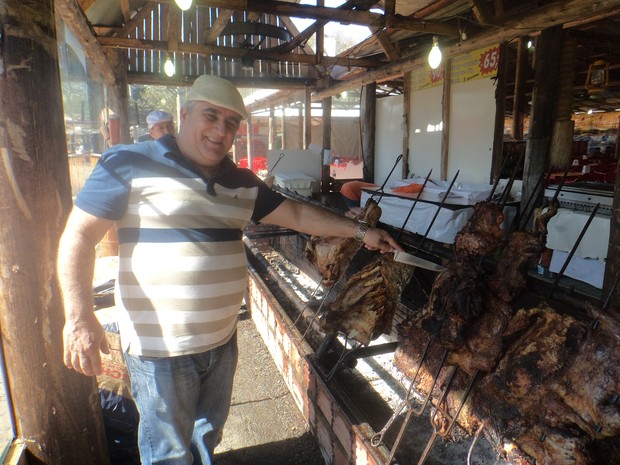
left=75, top=135, right=285, bottom=357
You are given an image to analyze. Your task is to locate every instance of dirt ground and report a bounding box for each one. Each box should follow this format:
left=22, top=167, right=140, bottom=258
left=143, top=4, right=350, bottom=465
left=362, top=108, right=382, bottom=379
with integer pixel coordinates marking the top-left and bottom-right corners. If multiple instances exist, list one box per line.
left=214, top=310, right=326, bottom=465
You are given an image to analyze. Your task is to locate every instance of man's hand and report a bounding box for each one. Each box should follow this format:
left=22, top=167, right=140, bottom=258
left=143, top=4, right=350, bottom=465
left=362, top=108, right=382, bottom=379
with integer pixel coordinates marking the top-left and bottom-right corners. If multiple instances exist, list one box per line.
left=363, top=227, right=404, bottom=253
left=62, top=312, right=110, bottom=377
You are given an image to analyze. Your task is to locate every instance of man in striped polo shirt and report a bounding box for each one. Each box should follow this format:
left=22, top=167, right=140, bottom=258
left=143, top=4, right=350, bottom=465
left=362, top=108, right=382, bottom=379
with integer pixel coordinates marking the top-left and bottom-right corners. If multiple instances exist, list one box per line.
left=57, top=74, right=401, bottom=465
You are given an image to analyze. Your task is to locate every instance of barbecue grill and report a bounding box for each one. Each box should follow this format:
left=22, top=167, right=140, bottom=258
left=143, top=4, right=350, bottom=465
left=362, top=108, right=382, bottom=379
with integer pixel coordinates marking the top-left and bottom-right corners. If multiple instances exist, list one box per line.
left=244, top=178, right=619, bottom=465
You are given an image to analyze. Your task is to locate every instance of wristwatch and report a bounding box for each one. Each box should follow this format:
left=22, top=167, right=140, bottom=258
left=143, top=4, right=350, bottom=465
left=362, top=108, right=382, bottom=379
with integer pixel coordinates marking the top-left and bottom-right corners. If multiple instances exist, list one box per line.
left=354, top=221, right=369, bottom=241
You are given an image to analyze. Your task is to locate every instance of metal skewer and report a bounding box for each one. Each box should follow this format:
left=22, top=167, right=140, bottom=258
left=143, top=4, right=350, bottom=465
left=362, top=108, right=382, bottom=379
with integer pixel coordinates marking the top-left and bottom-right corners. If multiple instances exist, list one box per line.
left=486, top=151, right=514, bottom=202
left=510, top=170, right=549, bottom=233
left=415, top=369, right=479, bottom=465
left=395, top=169, right=433, bottom=242
left=385, top=349, right=450, bottom=464
left=369, top=154, right=404, bottom=205
left=498, top=148, right=525, bottom=206
left=546, top=203, right=600, bottom=301
left=416, top=170, right=460, bottom=253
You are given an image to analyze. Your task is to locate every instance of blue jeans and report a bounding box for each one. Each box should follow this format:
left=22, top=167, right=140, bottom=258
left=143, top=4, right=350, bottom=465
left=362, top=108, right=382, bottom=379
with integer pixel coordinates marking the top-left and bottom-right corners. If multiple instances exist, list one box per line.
left=124, top=332, right=238, bottom=465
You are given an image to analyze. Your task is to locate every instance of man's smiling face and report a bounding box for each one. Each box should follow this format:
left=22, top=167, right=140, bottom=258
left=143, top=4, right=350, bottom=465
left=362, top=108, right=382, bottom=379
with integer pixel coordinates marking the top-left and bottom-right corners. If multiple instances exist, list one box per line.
left=177, top=101, right=242, bottom=173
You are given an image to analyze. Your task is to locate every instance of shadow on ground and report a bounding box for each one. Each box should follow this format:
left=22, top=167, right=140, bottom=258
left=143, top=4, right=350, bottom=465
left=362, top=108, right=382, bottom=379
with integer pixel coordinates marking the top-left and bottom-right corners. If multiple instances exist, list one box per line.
left=215, top=433, right=325, bottom=465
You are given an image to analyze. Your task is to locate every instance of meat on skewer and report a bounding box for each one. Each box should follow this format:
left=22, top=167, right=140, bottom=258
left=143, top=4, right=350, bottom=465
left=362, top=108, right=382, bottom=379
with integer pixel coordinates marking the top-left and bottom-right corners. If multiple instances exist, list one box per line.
left=304, top=198, right=382, bottom=286
left=320, top=253, right=414, bottom=345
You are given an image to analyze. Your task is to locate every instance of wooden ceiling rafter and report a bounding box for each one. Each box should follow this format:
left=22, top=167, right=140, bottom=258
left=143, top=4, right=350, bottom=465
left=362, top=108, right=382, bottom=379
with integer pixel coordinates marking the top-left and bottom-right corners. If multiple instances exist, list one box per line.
left=56, top=0, right=620, bottom=115
left=184, top=0, right=462, bottom=36
left=77, top=0, right=97, bottom=12
left=313, top=0, right=620, bottom=100
left=98, top=36, right=385, bottom=68
left=120, top=0, right=132, bottom=24
left=55, top=0, right=116, bottom=84
left=115, top=2, right=158, bottom=37
left=204, top=9, right=233, bottom=44
left=467, top=0, right=494, bottom=25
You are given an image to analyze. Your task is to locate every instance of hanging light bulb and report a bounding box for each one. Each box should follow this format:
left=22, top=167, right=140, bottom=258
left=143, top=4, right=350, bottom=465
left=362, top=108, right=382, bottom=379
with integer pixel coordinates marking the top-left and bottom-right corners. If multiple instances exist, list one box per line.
left=428, top=36, right=442, bottom=70
left=164, top=55, right=175, bottom=77
left=175, top=0, right=192, bottom=10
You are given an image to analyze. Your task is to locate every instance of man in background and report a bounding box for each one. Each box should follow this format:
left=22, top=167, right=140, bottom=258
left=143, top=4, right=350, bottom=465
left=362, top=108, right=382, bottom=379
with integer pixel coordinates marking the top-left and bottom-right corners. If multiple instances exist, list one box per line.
left=137, top=110, right=175, bottom=141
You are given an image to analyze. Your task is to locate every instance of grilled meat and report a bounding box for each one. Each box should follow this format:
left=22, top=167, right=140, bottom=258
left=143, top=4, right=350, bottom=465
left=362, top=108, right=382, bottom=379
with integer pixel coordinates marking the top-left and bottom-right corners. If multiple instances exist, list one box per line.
left=487, top=231, right=544, bottom=302
left=420, top=258, right=486, bottom=351
left=454, top=201, right=505, bottom=257
left=304, top=199, right=382, bottom=286
left=320, top=253, right=414, bottom=345
left=546, top=302, right=620, bottom=440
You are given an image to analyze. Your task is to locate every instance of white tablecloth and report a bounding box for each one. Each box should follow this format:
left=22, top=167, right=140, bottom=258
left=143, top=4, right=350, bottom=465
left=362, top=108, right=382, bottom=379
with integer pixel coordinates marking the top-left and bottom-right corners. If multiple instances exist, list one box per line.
left=546, top=208, right=610, bottom=261
left=550, top=250, right=605, bottom=289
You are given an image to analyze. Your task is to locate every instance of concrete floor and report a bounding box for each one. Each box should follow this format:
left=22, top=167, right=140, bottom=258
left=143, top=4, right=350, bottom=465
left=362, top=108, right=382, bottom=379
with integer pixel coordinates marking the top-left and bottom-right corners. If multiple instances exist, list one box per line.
left=214, top=310, right=325, bottom=465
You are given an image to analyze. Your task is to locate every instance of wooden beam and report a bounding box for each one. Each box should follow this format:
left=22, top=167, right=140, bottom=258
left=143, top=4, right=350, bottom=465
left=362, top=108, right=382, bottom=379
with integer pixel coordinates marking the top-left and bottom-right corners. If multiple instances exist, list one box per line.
left=321, top=96, right=332, bottom=193
left=401, top=71, right=411, bottom=179
left=276, top=0, right=383, bottom=53
left=512, top=36, right=528, bottom=140
left=304, top=86, right=312, bottom=149
left=55, top=0, right=115, bottom=84
left=167, top=5, right=181, bottom=51
left=98, top=36, right=387, bottom=67
left=440, top=59, right=451, bottom=181
left=127, top=72, right=314, bottom=89
left=361, top=82, right=376, bottom=182
left=374, top=29, right=400, bottom=61
left=204, top=9, right=234, bottom=44
left=116, top=2, right=157, bottom=37
left=467, top=0, right=494, bottom=25
left=491, top=42, right=508, bottom=183
left=120, top=0, right=132, bottom=24
left=494, top=0, right=505, bottom=21
left=78, top=0, right=97, bottom=11
left=521, top=26, right=564, bottom=222
left=184, top=0, right=461, bottom=35
left=314, top=0, right=620, bottom=99
left=277, top=16, right=316, bottom=55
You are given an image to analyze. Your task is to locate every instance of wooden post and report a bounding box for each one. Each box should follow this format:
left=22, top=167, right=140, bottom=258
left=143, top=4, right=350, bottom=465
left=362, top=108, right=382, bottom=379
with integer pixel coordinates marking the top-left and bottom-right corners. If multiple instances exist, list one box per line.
left=0, top=2, right=109, bottom=464
left=281, top=107, right=287, bottom=150
left=549, top=34, right=577, bottom=169
left=87, top=79, right=106, bottom=154
left=297, top=103, right=304, bottom=148
left=401, top=71, right=411, bottom=179
left=521, top=26, right=563, bottom=218
left=604, top=115, right=620, bottom=306
left=321, top=96, right=332, bottom=193
left=105, top=49, right=131, bottom=144
left=268, top=107, right=276, bottom=150
left=512, top=37, right=528, bottom=141
left=304, top=86, right=312, bottom=149
left=246, top=114, right=253, bottom=172
left=361, top=82, right=376, bottom=183
left=440, top=59, right=451, bottom=181
left=491, top=43, right=508, bottom=184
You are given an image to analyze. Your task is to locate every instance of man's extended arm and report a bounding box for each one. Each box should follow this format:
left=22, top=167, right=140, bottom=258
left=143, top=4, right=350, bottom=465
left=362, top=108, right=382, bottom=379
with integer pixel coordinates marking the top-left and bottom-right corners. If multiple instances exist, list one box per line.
left=57, top=207, right=113, bottom=376
left=261, top=198, right=403, bottom=253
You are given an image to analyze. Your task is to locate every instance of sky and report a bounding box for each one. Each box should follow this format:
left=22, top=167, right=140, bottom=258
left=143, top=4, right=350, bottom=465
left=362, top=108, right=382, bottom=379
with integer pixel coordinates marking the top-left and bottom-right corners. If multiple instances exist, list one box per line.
left=291, top=0, right=376, bottom=56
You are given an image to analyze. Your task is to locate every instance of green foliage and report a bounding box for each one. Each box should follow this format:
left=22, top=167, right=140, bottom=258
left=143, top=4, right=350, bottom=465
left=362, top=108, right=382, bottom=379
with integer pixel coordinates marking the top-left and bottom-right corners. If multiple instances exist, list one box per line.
left=129, top=85, right=180, bottom=127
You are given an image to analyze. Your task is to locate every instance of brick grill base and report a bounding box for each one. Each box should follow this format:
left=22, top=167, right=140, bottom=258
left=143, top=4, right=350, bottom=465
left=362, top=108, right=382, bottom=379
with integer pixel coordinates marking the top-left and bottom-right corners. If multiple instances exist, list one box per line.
left=247, top=266, right=390, bottom=465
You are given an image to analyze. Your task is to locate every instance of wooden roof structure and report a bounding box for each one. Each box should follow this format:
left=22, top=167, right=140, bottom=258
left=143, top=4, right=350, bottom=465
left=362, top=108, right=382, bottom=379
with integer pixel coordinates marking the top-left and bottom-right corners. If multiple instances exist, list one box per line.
left=55, top=0, right=620, bottom=114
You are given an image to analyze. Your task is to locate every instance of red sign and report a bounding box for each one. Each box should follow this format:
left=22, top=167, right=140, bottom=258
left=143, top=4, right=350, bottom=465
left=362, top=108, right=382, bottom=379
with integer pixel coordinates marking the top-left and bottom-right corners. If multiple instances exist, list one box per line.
left=479, top=46, right=500, bottom=75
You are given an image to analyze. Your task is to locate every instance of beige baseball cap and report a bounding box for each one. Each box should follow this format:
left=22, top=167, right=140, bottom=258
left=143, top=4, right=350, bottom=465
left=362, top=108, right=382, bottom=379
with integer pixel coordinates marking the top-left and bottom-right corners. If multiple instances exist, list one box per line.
left=185, top=75, right=248, bottom=119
